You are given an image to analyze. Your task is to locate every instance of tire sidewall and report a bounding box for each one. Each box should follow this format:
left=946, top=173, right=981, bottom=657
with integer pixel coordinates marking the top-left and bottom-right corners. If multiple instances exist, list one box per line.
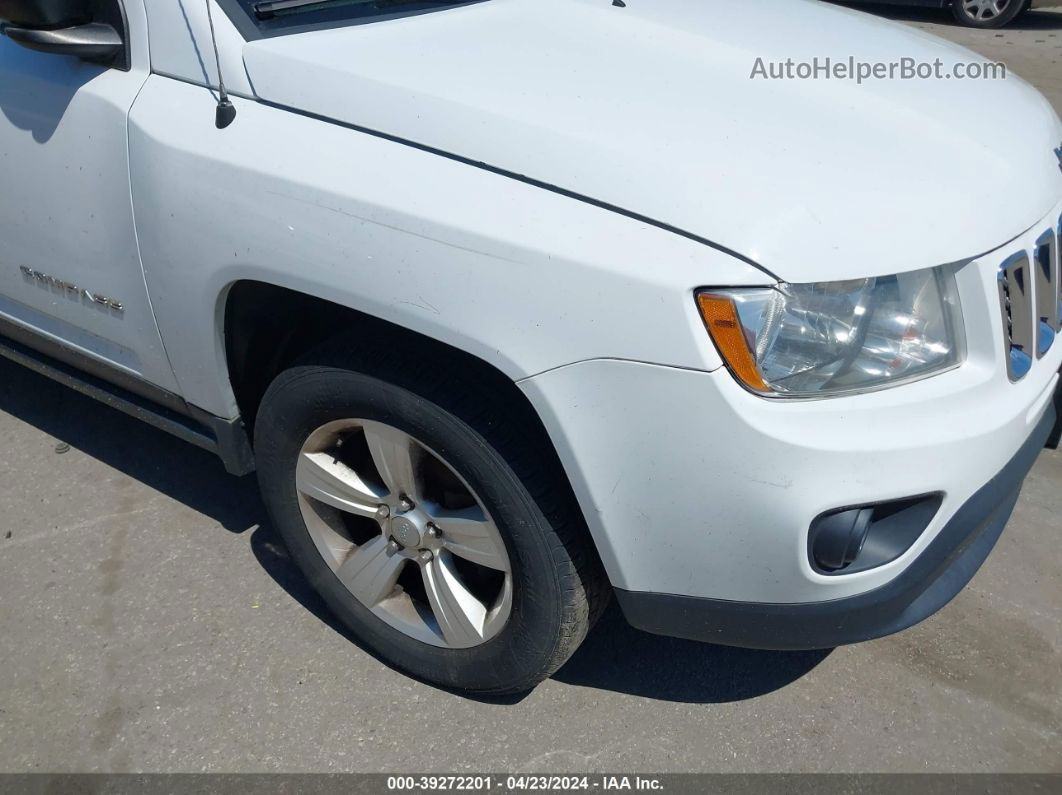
left=255, top=364, right=569, bottom=693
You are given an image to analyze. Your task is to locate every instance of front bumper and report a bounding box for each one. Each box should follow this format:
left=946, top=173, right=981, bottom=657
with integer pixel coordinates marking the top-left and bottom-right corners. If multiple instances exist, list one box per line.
left=520, top=206, right=1062, bottom=643
left=614, top=397, right=1057, bottom=649
left=522, top=350, right=1060, bottom=607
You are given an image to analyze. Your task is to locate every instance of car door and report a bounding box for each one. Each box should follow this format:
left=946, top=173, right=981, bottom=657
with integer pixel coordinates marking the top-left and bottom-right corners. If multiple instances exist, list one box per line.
left=0, top=0, right=180, bottom=395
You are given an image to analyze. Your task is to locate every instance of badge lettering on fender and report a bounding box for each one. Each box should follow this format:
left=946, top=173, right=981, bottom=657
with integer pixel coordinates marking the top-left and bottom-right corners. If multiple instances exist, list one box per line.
left=19, top=265, right=124, bottom=312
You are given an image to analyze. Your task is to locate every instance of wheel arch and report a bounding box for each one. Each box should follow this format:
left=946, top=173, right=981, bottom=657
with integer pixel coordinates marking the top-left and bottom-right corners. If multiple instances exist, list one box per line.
left=222, top=280, right=532, bottom=433
left=221, top=281, right=597, bottom=549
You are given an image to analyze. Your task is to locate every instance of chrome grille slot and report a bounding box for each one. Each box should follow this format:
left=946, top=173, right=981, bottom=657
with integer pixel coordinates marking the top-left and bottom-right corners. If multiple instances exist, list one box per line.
left=1034, top=228, right=1058, bottom=358
left=998, top=251, right=1034, bottom=382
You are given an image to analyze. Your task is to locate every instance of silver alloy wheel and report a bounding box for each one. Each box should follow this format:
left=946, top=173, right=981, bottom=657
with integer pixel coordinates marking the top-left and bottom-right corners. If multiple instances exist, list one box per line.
left=295, top=419, right=513, bottom=649
left=959, top=0, right=1012, bottom=21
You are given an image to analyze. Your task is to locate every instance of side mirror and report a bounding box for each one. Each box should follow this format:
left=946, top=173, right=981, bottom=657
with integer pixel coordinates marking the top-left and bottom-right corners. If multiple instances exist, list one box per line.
left=0, top=0, right=94, bottom=27
left=0, top=0, right=127, bottom=69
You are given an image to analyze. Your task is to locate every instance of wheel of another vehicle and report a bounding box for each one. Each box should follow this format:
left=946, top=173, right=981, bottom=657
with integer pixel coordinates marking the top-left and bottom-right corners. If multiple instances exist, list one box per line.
left=253, top=345, right=608, bottom=694
left=950, top=0, right=1026, bottom=27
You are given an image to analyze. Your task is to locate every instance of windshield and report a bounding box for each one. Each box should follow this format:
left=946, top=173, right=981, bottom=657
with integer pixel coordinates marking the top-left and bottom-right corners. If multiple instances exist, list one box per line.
left=219, top=0, right=487, bottom=39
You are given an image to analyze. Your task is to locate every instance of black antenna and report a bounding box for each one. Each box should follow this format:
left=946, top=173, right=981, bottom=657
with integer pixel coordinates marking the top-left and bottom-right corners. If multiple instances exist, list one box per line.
left=205, top=0, right=236, bottom=129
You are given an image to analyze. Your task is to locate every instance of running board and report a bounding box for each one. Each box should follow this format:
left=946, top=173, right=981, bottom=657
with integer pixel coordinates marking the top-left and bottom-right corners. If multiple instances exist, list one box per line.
left=0, top=333, right=254, bottom=475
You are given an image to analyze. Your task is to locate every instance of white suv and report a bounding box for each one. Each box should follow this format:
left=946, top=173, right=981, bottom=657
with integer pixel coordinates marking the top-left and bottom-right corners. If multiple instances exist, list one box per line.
left=1, top=0, right=1060, bottom=693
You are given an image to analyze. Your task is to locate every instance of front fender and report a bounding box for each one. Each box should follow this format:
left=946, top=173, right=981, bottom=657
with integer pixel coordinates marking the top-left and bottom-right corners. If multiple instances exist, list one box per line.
left=129, top=76, right=767, bottom=418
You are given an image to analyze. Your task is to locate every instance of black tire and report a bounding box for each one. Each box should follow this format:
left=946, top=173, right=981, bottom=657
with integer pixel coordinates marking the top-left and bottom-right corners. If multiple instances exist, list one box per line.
left=950, top=0, right=1026, bottom=28
left=254, top=343, right=608, bottom=694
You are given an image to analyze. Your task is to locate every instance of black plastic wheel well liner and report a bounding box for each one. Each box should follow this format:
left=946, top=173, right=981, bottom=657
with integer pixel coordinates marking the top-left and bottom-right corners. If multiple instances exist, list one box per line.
left=222, top=280, right=566, bottom=477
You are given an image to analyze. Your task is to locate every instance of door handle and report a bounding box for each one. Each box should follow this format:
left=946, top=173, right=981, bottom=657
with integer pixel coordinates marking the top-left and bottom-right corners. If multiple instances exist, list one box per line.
left=2, top=21, right=122, bottom=62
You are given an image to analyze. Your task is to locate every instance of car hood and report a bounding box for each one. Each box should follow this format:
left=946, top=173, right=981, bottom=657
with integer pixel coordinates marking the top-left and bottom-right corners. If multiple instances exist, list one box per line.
left=243, top=0, right=1062, bottom=283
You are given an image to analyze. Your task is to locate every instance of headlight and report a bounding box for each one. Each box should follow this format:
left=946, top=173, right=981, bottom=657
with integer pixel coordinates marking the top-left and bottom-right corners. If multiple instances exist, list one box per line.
left=696, top=265, right=964, bottom=398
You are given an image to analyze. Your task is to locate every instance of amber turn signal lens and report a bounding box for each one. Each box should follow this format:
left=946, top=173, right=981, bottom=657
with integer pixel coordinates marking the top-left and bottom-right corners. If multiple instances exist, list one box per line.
left=696, top=292, right=769, bottom=392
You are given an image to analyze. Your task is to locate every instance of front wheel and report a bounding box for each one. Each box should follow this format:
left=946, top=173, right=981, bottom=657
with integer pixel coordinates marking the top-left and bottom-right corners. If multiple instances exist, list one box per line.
left=253, top=351, right=607, bottom=694
left=950, top=0, right=1026, bottom=27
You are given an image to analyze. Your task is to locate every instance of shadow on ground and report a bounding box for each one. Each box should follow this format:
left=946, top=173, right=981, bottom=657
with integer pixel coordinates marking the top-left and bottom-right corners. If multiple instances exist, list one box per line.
left=830, top=2, right=1062, bottom=30
left=250, top=520, right=830, bottom=705
left=0, top=357, right=261, bottom=533
left=552, top=604, right=830, bottom=704
left=0, top=356, right=829, bottom=705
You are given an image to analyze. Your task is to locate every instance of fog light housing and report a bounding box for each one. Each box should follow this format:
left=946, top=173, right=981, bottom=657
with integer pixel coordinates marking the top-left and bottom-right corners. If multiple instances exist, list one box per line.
left=809, top=494, right=944, bottom=575
left=810, top=508, right=874, bottom=572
